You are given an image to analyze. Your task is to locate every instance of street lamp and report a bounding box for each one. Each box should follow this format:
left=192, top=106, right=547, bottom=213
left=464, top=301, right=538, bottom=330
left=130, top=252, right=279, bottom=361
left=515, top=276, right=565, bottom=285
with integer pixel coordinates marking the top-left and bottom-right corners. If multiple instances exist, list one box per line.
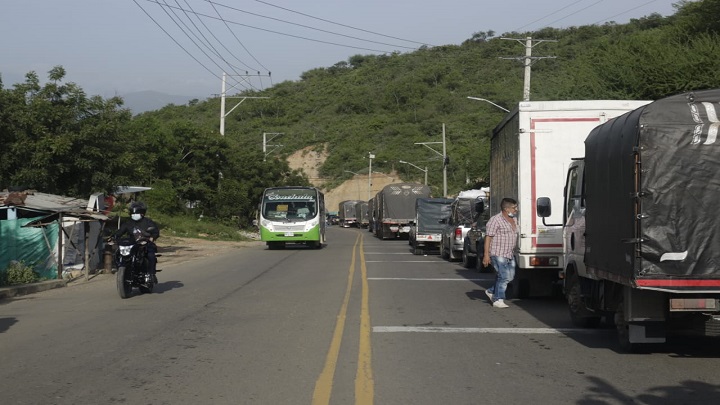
left=466, top=96, right=510, bottom=112
left=398, top=160, right=428, bottom=185
left=344, top=170, right=362, bottom=199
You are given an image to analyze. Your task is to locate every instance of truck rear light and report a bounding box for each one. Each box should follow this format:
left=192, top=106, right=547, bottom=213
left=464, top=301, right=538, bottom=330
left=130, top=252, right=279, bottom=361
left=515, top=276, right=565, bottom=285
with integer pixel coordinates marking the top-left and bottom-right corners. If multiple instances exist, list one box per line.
left=670, top=298, right=717, bottom=311
left=529, top=256, right=559, bottom=266
left=454, top=228, right=462, bottom=240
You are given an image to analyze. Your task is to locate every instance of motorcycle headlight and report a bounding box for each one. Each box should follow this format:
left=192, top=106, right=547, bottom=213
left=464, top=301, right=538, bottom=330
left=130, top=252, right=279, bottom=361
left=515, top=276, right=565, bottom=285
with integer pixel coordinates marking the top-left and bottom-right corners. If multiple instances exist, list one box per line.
left=119, top=245, right=132, bottom=256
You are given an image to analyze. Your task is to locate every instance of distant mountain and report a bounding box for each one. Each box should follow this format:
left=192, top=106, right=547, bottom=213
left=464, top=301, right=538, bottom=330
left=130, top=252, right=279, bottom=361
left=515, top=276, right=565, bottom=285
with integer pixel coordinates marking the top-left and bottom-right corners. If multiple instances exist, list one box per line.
left=120, top=90, right=201, bottom=114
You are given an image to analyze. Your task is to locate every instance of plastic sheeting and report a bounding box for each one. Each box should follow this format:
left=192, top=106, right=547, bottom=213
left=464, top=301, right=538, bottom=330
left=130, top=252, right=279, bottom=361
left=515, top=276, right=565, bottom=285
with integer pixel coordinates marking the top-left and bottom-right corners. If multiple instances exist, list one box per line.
left=584, top=89, right=720, bottom=280
left=415, top=198, right=453, bottom=234
left=0, top=218, right=59, bottom=281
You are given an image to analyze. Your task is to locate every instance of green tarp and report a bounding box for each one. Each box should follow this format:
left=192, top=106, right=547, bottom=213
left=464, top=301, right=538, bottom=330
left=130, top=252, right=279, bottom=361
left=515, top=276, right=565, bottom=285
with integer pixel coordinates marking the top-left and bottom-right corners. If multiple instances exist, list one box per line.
left=0, top=218, right=59, bottom=281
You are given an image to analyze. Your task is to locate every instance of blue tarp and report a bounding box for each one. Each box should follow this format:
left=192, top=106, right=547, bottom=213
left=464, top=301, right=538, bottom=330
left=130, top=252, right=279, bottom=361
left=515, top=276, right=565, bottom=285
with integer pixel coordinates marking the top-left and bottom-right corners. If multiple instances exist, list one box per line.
left=0, top=218, right=59, bottom=281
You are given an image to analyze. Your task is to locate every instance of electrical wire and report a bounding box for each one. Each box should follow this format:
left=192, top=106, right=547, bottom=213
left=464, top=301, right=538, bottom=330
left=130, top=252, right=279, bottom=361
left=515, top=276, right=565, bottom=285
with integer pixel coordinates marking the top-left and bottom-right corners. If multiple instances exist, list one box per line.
left=248, top=0, right=433, bottom=46
left=513, top=0, right=587, bottom=32
left=592, top=0, right=658, bottom=25
left=132, top=0, right=223, bottom=84
left=206, top=0, right=420, bottom=50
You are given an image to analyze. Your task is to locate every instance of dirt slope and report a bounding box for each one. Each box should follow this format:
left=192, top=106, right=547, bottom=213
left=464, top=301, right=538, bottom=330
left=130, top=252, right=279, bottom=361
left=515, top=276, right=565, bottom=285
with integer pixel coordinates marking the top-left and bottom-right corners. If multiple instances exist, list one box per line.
left=286, top=146, right=399, bottom=212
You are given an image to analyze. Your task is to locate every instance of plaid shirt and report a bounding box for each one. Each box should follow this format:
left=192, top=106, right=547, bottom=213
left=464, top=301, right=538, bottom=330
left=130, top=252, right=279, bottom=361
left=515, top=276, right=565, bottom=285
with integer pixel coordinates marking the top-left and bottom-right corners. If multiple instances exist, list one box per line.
left=486, top=212, right=518, bottom=259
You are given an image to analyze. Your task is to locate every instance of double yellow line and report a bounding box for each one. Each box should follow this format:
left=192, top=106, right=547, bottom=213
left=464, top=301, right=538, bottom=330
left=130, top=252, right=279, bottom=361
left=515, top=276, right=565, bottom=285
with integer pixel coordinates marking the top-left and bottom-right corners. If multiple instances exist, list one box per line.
left=313, top=233, right=374, bottom=405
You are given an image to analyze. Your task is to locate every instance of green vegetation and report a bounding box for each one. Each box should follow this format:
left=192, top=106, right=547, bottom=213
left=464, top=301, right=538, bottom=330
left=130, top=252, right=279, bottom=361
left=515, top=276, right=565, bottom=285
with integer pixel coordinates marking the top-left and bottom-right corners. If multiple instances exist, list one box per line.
left=2, top=261, right=40, bottom=286
left=2, top=0, right=720, bottom=229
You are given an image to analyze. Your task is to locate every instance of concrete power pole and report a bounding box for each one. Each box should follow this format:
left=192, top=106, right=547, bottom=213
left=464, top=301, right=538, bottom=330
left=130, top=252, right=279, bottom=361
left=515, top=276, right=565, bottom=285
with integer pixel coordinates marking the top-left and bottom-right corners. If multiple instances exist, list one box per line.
left=500, top=37, right=556, bottom=101
left=263, top=132, right=283, bottom=161
left=219, top=72, right=270, bottom=135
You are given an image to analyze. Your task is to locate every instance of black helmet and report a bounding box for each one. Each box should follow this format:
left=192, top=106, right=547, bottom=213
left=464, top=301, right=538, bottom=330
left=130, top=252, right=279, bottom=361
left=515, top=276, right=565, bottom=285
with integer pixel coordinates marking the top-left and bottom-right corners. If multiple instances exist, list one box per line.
left=129, top=201, right=147, bottom=215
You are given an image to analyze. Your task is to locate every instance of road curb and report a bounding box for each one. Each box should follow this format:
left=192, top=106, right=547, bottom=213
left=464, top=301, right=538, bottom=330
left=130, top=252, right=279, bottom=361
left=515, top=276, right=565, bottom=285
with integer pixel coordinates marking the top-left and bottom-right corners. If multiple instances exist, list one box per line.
left=0, top=279, right=68, bottom=300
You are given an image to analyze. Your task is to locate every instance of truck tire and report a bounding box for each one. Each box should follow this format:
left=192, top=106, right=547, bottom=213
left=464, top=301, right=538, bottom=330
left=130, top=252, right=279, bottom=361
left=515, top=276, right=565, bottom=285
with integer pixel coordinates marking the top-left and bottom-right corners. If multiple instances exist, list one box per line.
left=614, top=305, right=639, bottom=353
left=566, top=272, right=601, bottom=328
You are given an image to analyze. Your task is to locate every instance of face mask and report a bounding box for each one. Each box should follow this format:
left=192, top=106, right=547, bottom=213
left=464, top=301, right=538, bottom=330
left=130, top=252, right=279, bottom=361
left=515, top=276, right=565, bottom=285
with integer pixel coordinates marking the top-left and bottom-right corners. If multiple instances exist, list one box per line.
left=508, top=213, right=516, bottom=218
left=131, top=214, right=142, bottom=221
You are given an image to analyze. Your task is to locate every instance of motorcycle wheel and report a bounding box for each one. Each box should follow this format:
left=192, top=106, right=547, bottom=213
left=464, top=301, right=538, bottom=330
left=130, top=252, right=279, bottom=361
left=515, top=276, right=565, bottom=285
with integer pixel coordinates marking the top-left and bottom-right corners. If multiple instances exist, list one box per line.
left=117, top=266, right=132, bottom=299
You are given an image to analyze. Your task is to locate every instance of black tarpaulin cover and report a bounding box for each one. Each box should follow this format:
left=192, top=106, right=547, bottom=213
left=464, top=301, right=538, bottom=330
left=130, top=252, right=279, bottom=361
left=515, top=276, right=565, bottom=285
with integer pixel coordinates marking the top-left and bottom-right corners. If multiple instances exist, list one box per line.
left=378, top=183, right=431, bottom=221
left=415, top=198, right=453, bottom=233
left=585, top=89, right=720, bottom=281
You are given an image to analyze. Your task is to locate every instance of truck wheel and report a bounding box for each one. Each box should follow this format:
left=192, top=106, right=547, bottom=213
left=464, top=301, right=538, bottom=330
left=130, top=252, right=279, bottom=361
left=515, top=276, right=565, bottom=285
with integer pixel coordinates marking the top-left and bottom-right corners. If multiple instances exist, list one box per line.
left=566, top=273, right=601, bottom=328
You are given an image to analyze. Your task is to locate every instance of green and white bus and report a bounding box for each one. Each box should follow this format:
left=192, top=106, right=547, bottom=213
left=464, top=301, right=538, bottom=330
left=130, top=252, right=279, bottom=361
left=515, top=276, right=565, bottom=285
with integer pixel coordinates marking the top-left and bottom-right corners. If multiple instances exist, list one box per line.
left=259, top=186, right=326, bottom=249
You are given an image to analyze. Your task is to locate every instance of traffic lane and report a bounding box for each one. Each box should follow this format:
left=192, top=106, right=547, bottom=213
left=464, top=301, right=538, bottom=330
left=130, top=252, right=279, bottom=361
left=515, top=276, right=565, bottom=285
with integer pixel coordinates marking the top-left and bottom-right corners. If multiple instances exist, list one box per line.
left=363, top=240, right=720, bottom=404
left=0, top=233, right=357, bottom=405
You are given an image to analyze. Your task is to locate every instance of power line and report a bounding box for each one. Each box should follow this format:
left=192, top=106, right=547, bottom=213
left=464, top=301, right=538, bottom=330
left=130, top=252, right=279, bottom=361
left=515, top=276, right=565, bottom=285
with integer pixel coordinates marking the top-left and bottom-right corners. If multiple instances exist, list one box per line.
left=144, top=1, right=404, bottom=54
left=153, top=0, right=256, bottom=90
left=205, top=0, right=270, bottom=73
left=592, top=0, right=659, bottom=25
left=182, top=0, right=262, bottom=72
left=132, top=0, right=223, bottom=85
left=513, top=0, right=586, bottom=32
left=206, top=1, right=419, bottom=50
left=250, top=0, right=431, bottom=46
left=542, top=0, right=604, bottom=28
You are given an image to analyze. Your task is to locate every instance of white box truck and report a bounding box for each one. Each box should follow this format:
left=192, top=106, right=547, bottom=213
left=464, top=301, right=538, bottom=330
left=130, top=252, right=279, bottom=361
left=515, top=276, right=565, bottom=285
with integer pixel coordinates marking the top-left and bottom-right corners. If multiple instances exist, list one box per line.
left=490, top=100, right=651, bottom=297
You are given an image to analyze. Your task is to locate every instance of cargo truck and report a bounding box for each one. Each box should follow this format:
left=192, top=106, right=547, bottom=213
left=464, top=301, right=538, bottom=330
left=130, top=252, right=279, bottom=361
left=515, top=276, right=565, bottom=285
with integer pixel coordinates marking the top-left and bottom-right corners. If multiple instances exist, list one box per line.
left=338, top=200, right=364, bottom=228
left=490, top=100, right=651, bottom=297
left=410, top=197, right=453, bottom=255
left=374, top=183, right=431, bottom=239
left=537, top=89, right=720, bottom=351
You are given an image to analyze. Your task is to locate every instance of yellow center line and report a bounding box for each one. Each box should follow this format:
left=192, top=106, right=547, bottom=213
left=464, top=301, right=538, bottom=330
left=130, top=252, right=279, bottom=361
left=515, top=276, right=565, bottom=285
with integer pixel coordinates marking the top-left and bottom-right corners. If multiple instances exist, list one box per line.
left=312, top=233, right=360, bottom=405
left=355, top=233, right=374, bottom=404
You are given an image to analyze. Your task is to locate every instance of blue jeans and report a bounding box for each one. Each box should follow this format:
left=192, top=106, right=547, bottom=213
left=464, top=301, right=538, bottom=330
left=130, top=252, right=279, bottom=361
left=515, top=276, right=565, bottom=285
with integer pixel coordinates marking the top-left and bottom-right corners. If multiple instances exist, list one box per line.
left=487, top=256, right=516, bottom=301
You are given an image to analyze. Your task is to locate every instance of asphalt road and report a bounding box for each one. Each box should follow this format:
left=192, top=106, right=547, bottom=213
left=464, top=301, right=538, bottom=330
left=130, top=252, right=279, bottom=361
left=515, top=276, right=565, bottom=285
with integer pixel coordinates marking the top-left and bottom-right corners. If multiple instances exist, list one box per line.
left=2, top=227, right=720, bottom=404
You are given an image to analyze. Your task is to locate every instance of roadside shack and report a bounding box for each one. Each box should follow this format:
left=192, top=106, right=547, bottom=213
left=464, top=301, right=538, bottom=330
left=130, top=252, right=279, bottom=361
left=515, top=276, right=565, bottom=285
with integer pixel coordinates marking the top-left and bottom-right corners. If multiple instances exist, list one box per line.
left=0, top=189, right=109, bottom=282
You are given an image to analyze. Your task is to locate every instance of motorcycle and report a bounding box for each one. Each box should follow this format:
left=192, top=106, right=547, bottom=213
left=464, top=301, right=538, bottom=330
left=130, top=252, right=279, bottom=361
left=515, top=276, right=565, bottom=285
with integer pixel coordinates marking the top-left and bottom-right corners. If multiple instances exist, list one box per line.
left=111, top=236, right=158, bottom=298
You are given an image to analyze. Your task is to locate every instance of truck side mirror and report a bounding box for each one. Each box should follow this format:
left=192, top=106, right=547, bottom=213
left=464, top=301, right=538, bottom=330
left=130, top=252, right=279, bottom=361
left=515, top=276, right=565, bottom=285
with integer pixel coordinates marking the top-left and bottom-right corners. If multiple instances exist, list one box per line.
left=536, top=197, right=551, bottom=217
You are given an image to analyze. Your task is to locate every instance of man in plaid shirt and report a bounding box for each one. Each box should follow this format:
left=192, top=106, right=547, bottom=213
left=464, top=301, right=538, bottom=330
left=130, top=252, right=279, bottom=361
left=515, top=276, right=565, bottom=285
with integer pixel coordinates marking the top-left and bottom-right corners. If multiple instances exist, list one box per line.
left=482, top=197, right=519, bottom=308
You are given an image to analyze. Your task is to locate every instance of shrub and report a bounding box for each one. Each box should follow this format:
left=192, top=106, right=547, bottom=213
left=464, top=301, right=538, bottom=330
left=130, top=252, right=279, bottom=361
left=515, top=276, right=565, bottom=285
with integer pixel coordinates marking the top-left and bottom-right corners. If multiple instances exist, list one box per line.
left=4, top=261, right=40, bottom=286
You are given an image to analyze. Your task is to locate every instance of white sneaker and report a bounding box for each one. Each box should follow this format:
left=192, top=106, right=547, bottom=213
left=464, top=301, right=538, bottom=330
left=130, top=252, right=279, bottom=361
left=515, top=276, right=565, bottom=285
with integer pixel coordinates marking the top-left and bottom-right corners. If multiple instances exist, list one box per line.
left=493, top=299, right=509, bottom=308
left=485, top=290, right=493, bottom=301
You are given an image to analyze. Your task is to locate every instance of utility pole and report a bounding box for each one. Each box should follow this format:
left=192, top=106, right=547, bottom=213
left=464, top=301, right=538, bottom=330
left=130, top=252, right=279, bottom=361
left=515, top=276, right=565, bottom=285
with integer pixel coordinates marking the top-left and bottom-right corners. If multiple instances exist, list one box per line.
left=415, top=123, right=448, bottom=197
left=368, top=152, right=375, bottom=200
left=262, top=132, right=283, bottom=161
left=220, top=72, right=270, bottom=135
left=500, top=37, right=556, bottom=101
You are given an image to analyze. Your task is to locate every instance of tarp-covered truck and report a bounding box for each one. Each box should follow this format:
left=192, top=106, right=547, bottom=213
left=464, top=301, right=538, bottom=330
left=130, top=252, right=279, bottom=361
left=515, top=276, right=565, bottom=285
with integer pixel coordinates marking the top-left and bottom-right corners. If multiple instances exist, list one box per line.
left=355, top=200, right=369, bottom=228
left=491, top=99, right=651, bottom=297
left=538, top=89, right=720, bottom=351
left=410, top=197, right=453, bottom=255
left=338, top=200, right=364, bottom=228
left=374, top=183, right=431, bottom=239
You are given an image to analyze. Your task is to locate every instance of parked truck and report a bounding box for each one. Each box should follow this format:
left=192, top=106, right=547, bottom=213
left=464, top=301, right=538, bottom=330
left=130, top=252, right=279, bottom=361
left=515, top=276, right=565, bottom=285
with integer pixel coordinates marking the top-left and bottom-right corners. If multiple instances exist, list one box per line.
left=338, top=200, right=363, bottom=228
left=491, top=100, right=651, bottom=298
left=374, top=183, right=431, bottom=239
left=538, top=89, right=720, bottom=351
left=410, top=197, right=453, bottom=255
left=355, top=200, right=369, bottom=228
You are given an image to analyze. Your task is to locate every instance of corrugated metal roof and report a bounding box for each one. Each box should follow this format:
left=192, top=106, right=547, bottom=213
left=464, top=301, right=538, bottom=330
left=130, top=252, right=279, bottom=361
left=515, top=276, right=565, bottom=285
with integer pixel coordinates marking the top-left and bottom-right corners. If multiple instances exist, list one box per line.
left=1, top=190, right=90, bottom=213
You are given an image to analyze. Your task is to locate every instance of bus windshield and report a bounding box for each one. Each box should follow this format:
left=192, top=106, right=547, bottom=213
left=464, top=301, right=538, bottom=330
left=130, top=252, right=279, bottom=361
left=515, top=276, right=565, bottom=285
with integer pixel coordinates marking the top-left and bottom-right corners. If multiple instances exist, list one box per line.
left=262, top=189, right=317, bottom=221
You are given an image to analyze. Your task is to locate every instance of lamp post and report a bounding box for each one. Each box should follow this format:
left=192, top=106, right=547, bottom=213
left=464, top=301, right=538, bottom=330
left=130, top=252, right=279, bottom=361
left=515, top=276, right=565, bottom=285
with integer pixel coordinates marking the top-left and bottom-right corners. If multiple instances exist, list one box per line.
left=466, top=96, right=510, bottom=112
left=344, top=170, right=362, bottom=199
left=367, top=152, right=375, bottom=200
left=398, top=160, right=428, bottom=185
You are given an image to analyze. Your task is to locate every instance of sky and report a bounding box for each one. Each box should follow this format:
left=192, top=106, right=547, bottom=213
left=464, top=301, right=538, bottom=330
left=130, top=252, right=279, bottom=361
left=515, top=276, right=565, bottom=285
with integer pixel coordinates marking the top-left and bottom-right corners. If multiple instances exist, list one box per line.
left=1, top=0, right=679, bottom=100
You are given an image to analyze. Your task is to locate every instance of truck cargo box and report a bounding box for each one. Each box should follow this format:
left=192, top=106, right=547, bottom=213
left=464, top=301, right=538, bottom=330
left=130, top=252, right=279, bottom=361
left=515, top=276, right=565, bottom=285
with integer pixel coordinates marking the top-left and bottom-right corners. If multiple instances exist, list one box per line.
left=584, top=89, right=720, bottom=286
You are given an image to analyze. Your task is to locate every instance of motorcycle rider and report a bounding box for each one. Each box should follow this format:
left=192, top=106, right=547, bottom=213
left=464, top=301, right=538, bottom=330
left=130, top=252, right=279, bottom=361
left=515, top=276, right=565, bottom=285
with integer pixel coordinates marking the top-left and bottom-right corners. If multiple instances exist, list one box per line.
left=114, top=201, right=160, bottom=283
